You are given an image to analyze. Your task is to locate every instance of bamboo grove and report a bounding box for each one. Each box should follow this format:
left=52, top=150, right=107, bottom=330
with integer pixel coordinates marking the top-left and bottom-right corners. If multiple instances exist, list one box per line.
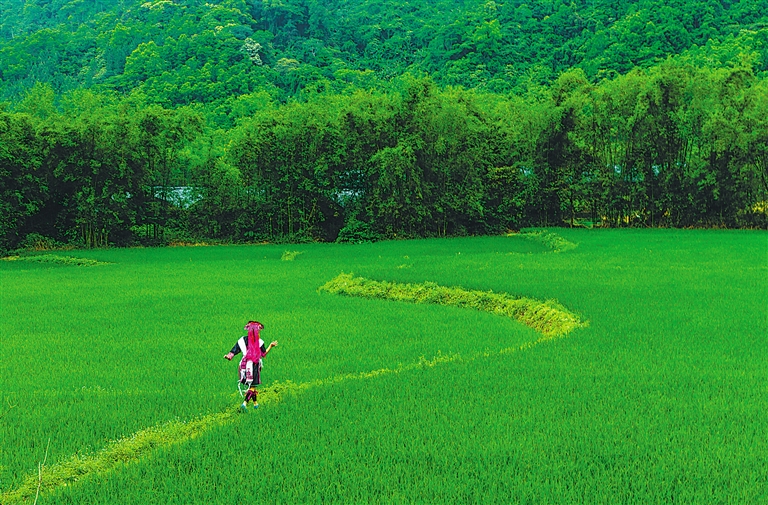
left=1, top=61, right=767, bottom=252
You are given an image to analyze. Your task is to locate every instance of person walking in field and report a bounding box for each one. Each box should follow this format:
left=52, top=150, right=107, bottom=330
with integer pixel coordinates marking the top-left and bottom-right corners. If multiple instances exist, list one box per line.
left=224, top=321, right=278, bottom=411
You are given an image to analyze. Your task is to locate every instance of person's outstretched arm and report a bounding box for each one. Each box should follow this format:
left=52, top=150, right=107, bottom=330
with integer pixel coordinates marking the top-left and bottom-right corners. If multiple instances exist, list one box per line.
left=224, top=341, right=242, bottom=360
left=263, top=341, right=278, bottom=356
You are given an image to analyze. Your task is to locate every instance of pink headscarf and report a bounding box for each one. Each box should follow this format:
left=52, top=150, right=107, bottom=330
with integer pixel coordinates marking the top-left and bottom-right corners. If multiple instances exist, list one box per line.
left=244, top=321, right=264, bottom=363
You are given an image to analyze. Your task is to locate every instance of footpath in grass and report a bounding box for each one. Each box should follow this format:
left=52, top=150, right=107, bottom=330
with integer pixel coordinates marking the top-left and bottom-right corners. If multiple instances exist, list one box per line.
left=515, top=229, right=578, bottom=253
left=319, top=273, right=587, bottom=338
left=2, top=330, right=569, bottom=504
left=2, top=258, right=583, bottom=503
left=1, top=254, right=110, bottom=266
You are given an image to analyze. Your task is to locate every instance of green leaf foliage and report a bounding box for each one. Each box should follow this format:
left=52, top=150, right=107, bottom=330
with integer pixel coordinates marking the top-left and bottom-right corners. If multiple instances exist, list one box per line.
left=0, top=1, right=766, bottom=250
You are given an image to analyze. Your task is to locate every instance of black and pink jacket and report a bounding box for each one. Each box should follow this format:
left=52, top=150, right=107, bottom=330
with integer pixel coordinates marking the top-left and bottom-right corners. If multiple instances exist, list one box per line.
left=229, top=337, right=267, bottom=358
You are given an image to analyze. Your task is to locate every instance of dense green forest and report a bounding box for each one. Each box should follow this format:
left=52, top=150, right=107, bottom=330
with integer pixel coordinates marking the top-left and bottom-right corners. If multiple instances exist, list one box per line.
left=1, top=0, right=766, bottom=251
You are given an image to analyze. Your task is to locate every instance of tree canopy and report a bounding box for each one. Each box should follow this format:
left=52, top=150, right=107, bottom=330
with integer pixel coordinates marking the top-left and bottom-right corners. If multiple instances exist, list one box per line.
left=2, top=0, right=766, bottom=113
left=0, top=0, right=766, bottom=251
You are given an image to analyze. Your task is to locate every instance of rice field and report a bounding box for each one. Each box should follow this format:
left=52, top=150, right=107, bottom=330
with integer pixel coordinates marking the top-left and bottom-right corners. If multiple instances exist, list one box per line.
left=1, top=229, right=766, bottom=504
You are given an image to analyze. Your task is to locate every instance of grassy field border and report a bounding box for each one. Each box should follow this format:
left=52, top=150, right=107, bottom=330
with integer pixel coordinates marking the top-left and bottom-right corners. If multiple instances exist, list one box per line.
left=319, top=273, right=587, bottom=338
left=0, top=254, right=110, bottom=266
left=514, top=229, right=578, bottom=253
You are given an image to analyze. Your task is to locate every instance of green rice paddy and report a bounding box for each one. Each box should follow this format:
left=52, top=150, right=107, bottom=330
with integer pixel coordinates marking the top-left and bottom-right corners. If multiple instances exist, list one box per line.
left=1, top=230, right=766, bottom=504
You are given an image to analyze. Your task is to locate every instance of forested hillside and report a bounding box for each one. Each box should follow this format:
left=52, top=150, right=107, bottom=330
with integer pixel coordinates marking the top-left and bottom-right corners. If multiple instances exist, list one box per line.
left=2, top=0, right=767, bottom=112
left=1, top=0, right=766, bottom=251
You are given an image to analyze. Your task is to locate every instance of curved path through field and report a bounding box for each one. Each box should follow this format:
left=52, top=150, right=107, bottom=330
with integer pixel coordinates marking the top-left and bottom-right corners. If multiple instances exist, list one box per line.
left=2, top=256, right=585, bottom=504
